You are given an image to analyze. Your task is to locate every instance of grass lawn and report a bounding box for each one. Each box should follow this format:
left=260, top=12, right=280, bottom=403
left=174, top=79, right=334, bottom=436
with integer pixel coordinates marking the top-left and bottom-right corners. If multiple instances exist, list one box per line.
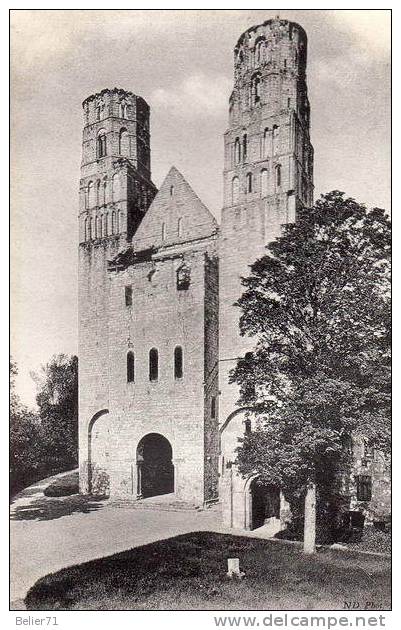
left=25, top=532, right=391, bottom=611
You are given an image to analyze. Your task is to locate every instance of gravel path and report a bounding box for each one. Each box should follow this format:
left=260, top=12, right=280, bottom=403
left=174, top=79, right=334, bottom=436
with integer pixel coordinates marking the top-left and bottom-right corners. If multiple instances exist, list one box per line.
left=10, top=473, right=221, bottom=608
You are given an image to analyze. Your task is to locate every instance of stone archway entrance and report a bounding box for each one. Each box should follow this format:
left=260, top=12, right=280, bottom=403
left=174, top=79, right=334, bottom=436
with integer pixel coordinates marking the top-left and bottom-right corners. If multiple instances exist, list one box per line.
left=136, top=433, right=174, bottom=499
left=250, top=479, right=281, bottom=533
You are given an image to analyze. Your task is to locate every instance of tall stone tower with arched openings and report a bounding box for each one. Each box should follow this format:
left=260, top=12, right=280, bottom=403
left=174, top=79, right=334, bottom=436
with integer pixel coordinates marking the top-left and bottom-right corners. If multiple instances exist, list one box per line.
left=78, top=89, right=157, bottom=494
left=219, top=18, right=314, bottom=428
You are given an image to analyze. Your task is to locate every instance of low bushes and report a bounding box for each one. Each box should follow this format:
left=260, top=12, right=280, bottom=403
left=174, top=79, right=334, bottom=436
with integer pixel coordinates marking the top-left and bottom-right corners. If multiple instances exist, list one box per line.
left=44, top=472, right=79, bottom=497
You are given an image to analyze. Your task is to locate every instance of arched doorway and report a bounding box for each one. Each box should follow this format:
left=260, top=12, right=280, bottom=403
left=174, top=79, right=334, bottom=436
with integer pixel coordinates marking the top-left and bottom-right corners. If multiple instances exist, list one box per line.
left=87, top=409, right=110, bottom=496
left=250, top=478, right=280, bottom=531
left=136, top=433, right=174, bottom=499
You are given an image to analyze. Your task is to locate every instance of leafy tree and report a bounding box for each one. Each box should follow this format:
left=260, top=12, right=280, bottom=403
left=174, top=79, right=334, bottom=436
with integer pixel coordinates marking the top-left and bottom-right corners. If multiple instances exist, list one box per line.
left=32, top=354, right=78, bottom=471
left=10, top=359, right=42, bottom=493
left=231, top=192, right=390, bottom=553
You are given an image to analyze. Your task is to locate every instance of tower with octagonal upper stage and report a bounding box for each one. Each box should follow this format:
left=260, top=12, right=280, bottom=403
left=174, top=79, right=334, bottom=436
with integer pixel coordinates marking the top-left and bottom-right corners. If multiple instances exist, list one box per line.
left=219, top=17, right=314, bottom=432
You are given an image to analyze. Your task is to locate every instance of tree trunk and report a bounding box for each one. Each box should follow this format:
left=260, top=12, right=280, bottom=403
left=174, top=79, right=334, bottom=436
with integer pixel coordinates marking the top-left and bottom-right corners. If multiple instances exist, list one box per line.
left=303, top=479, right=317, bottom=554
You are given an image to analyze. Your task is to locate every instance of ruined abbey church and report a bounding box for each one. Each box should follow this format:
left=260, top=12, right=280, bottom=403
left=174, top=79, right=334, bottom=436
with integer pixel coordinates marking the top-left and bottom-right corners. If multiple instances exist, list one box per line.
left=78, top=18, right=389, bottom=532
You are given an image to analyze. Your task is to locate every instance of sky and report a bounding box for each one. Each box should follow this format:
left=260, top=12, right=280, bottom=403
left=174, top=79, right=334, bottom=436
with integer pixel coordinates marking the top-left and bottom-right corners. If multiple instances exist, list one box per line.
left=10, top=9, right=391, bottom=406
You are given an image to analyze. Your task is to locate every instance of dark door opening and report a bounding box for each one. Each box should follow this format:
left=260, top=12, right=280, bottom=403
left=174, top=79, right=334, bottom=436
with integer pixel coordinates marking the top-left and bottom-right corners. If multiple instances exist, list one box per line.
left=136, top=433, right=174, bottom=499
left=251, top=480, right=280, bottom=530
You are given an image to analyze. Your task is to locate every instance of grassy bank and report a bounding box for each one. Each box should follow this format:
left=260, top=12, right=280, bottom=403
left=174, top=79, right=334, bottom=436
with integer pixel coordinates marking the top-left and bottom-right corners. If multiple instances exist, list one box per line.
left=25, top=531, right=390, bottom=610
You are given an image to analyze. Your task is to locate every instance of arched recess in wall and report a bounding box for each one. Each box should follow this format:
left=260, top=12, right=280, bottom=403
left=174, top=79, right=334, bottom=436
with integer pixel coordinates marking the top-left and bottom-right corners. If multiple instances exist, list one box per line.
left=234, top=138, right=241, bottom=165
left=219, top=407, right=255, bottom=480
left=96, top=180, right=101, bottom=206
left=231, top=176, right=239, bottom=204
left=112, top=172, right=120, bottom=202
left=87, top=181, right=95, bottom=208
left=87, top=409, right=110, bottom=495
left=260, top=169, right=268, bottom=197
left=177, top=217, right=183, bottom=237
left=255, top=37, right=265, bottom=65
left=219, top=407, right=255, bottom=437
left=263, top=128, right=270, bottom=157
left=275, top=164, right=282, bottom=189
left=119, top=128, right=130, bottom=157
left=103, top=177, right=110, bottom=205
left=95, top=215, right=102, bottom=239
left=250, top=73, right=261, bottom=105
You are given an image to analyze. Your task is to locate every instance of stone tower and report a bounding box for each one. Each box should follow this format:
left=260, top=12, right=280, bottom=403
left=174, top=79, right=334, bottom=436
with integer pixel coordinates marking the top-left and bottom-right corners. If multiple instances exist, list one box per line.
left=78, top=88, right=157, bottom=493
left=219, top=18, right=314, bottom=428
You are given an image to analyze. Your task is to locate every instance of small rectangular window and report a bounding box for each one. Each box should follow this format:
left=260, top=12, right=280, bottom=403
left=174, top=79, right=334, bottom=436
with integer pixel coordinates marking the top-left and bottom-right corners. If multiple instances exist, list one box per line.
left=149, top=348, right=158, bottom=381
left=125, top=285, right=132, bottom=307
left=174, top=346, right=183, bottom=379
left=211, top=396, right=216, bottom=419
left=356, top=475, right=372, bottom=502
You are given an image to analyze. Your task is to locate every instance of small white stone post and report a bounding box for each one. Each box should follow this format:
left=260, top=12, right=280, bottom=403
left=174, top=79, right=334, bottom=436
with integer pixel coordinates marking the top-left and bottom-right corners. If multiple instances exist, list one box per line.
left=227, top=558, right=244, bottom=578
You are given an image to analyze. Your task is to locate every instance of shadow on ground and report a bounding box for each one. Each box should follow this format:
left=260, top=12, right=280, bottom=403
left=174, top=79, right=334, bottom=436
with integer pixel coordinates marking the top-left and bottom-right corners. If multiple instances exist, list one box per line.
left=11, top=494, right=106, bottom=522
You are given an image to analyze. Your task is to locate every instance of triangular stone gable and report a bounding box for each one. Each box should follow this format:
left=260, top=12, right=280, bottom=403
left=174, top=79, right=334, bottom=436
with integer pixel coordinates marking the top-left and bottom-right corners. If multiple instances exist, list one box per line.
left=133, top=166, right=217, bottom=251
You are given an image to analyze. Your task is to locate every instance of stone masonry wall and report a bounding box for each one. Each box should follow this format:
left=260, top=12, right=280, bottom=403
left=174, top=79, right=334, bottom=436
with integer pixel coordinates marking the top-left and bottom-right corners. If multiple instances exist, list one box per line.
left=87, top=240, right=217, bottom=504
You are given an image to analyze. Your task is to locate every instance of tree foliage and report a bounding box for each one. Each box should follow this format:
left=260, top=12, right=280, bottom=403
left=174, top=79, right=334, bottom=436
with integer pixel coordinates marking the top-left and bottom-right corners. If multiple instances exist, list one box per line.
left=10, top=359, right=42, bottom=493
left=232, top=192, right=390, bottom=512
left=32, top=354, right=79, bottom=470
left=10, top=354, right=78, bottom=495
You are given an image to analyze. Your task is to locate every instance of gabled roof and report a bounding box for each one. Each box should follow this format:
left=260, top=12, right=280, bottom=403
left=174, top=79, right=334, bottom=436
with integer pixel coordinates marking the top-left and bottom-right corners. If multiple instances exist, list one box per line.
left=133, top=166, right=217, bottom=252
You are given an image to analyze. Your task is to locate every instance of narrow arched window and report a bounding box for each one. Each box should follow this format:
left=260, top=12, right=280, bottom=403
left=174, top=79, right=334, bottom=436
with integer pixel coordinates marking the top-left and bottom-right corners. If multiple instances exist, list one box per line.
left=251, top=74, right=261, bottom=105
left=120, top=103, right=126, bottom=118
left=234, top=138, right=241, bottom=164
left=127, top=351, right=135, bottom=383
left=255, top=40, right=265, bottom=64
left=97, top=133, right=107, bottom=158
left=260, top=169, right=268, bottom=197
left=117, top=210, right=122, bottom=233
left=276, top=164, right=282, bottom=188
left=119, top=128, right=129, bottom=156
left=246, top=172, right=253, bottom=193
left=84, top=217, right=89, bottom=241
left=89, top=217, right=93, bottom=240
left=162, top=222, right=166, bottom=241
left=104, top=212, right=108, bottom=236
left=272, top=124, right=279, bottom=155
left=243, top=134, right=247, bottom=161
left=149, top=348, right=158, bottom=381
left=263, top=128, right=270, bottom=157
left=177, top=217, right=183, bottom=237
left=96, top=106, right=101, bottom=121
left=170, top=185, right=174, bottom=197
left=231, top=176, right=239, bottom=204
left=174, top=346, right=183, bottom=379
